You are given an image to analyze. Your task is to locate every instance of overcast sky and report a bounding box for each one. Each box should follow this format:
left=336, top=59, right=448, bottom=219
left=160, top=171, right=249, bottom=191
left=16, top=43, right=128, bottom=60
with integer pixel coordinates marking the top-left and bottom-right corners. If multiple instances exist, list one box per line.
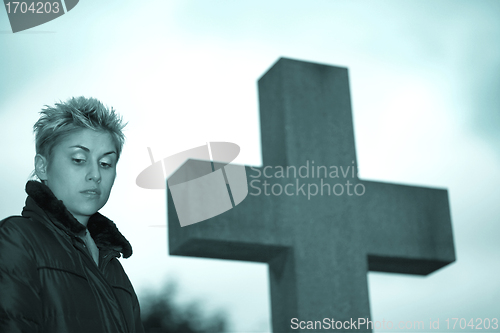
left=1, top=1, right=499, bottom=332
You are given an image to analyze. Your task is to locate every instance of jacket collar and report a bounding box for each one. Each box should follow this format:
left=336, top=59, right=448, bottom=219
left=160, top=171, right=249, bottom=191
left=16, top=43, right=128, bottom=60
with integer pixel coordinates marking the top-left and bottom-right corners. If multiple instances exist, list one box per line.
left=24, top=180, right=132, bottom=258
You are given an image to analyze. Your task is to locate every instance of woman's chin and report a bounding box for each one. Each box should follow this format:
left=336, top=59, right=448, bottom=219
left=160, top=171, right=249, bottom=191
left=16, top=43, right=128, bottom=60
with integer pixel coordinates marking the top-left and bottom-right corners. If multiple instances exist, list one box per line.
left=70, top=205, right=103, bottom=221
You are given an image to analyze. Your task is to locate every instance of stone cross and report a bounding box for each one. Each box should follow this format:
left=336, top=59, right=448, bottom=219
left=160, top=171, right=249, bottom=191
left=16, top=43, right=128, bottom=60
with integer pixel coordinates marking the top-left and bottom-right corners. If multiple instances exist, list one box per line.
left=167, top=58, right=455, bottom=332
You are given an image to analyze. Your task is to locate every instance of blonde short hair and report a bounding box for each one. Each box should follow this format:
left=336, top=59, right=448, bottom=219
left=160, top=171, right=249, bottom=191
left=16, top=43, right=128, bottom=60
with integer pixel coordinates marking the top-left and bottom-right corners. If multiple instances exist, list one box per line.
left=33, top=97, right=127, bottom=161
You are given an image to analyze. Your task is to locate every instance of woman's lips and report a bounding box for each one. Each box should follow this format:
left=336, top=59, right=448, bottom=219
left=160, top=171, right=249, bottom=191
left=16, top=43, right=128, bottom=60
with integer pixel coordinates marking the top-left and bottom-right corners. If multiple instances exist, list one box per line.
left=80, top=189, right=101, bottom=196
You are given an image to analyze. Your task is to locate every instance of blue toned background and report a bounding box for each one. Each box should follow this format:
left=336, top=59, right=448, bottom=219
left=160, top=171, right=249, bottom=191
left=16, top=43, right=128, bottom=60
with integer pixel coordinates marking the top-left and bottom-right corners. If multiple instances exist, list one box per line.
left=1, top=1, right=499, bottom=331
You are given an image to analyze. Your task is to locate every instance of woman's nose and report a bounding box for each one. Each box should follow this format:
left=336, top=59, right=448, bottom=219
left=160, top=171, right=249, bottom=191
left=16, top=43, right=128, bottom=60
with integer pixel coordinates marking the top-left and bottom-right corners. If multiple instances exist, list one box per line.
left=87, top=162, right=101, bottom=183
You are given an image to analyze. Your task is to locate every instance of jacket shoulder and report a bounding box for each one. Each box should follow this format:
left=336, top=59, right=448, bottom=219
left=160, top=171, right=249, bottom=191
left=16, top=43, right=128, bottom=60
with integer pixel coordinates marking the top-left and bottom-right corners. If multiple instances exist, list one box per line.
left=1, top=215, right=26, bottom=223
left=0, top=215, right=45, bottom=234
left=0, top=215, right=52, bottom=255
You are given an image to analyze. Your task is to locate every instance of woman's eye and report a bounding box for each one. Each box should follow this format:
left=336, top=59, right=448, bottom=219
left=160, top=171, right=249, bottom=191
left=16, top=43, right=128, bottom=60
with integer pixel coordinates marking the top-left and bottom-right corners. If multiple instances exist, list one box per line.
left=100, top=162, right=112, bottom=168
left=72, top=158, right=85, bottom=164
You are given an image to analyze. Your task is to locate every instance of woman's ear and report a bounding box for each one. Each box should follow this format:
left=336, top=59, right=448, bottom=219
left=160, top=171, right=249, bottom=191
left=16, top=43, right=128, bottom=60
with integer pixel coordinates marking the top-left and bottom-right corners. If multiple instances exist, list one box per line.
left=35, top=154, right=49, bottom=181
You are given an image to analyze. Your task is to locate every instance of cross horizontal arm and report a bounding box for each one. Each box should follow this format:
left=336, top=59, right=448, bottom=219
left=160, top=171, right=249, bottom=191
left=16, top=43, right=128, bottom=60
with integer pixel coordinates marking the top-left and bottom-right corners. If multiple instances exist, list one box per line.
left=355, top=180, right=455, bottom=275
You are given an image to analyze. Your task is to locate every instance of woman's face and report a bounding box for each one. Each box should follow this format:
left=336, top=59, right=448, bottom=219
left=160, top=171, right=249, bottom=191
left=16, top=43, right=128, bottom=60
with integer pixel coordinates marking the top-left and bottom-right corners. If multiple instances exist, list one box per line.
left=36, top=128, right=118, bottom=225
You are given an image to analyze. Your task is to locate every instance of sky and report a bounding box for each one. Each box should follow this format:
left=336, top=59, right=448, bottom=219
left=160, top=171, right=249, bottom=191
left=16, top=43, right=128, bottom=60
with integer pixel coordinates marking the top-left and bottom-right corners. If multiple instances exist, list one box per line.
left=1, top=1, right=499, bottom=332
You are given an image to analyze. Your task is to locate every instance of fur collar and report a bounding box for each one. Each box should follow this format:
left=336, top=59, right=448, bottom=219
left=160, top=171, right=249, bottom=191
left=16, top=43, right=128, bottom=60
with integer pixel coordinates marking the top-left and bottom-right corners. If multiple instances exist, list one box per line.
left=25, top=180, right=132, bottom=258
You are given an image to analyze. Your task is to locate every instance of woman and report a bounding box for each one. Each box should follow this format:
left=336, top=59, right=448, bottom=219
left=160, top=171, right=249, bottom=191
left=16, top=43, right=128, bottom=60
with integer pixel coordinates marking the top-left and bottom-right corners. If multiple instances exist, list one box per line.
left=0, top=97, right=144, bottom=333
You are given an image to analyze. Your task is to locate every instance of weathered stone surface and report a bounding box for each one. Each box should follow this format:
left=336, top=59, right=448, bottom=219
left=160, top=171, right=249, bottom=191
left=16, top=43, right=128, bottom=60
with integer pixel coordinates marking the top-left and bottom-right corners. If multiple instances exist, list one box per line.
left=168, top=58, right=455, bottom=332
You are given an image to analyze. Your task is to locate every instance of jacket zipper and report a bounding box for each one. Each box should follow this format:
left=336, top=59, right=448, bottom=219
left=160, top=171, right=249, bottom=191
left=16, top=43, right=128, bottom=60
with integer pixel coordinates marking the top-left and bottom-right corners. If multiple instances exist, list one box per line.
left=73, top=236, right=131, bottom=333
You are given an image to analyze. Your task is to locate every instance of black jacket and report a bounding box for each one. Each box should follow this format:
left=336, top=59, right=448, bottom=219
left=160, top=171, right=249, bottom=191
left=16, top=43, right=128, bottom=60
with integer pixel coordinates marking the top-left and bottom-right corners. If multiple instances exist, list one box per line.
left=0, top=181, right=144, bottom=333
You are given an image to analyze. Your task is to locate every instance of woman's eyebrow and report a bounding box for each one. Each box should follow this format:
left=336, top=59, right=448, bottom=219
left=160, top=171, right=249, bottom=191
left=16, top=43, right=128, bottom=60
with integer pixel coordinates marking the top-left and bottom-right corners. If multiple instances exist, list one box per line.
left=103, top=151, right=117, bottom=156
left=69, top=145, right=90, bottom=152
left=69, top=145, right=117, bottom=156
